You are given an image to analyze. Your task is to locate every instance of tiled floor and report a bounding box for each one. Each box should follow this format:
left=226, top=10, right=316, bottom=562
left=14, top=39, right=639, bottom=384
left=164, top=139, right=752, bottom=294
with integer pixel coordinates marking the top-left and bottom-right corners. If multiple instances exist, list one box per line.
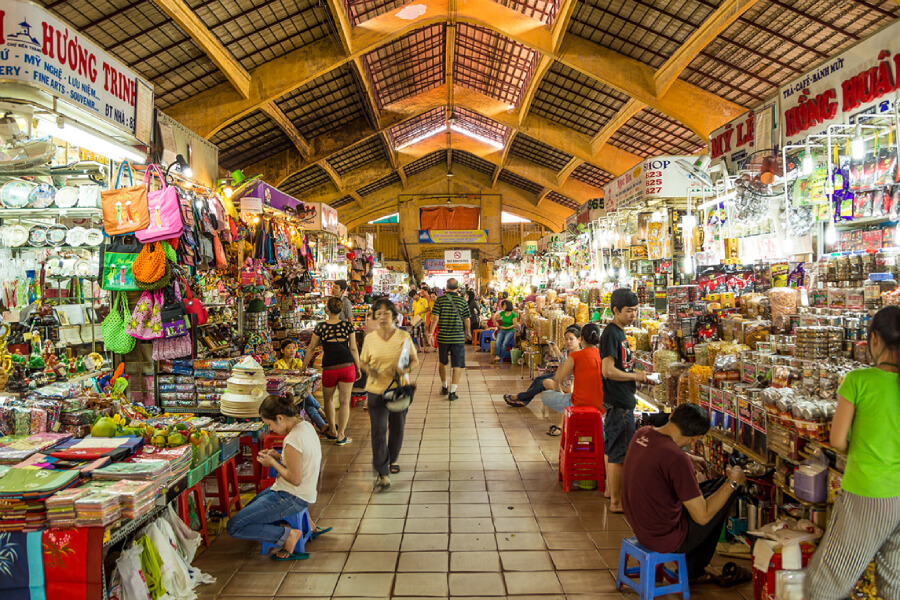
left=197, top=345, right=752, bottom=599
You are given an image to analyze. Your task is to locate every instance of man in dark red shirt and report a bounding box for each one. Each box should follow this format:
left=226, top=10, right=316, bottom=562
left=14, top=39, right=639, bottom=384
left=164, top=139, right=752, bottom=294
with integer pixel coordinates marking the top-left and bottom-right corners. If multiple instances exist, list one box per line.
left=622, top=404, right=746, bottom=580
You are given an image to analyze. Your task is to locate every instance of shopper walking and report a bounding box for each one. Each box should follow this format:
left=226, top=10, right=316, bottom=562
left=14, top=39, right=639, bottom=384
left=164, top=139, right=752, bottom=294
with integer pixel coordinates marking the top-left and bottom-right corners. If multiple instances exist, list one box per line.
left=600, top=288, right=648, bottom=513
left=491, top=300, right=518, bottom=363
left=300, top=297, right=361, bottom=446
left=227, top=394, right=326, bottom=560
left=331, top=280, right=354, bottom=323
left=505, top=324, right=581, bottom=407
left=541, top=323, right=604, bottom=436
left=466, top=290, right=481, bottom=342
left=429, top=278, right=471, bottom=401
left=805, top=305, right=900, bottom=600
left=360, top=298, right=419, bottom=490
left=409, top=289, right=432, bottom=353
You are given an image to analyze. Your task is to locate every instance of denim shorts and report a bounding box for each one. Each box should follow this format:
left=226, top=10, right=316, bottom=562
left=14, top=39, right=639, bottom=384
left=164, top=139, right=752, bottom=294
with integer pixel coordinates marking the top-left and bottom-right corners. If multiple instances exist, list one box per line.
left=438, top=343, right=466, bottom=368
left=604, top=405, right=636, bottom=464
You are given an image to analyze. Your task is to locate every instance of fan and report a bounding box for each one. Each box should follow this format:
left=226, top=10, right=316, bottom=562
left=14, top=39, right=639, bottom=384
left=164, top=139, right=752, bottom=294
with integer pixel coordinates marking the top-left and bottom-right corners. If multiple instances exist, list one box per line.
left=737, top=149, right=783, bottom=191
left=675, top=155, right=714, bottom=189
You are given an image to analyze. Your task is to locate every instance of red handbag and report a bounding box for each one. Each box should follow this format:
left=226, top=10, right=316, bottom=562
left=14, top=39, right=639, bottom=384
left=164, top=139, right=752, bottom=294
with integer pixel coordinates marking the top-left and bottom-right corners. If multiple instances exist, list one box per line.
left=182, top=283, right=208, bottom=325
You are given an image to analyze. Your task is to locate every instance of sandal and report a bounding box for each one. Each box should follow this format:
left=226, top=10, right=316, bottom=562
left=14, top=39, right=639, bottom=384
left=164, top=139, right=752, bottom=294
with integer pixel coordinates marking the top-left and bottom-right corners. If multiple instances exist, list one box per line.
left=504, top=394, right=526, bottom=407
left=546, top=425, right=562, bottom=437
left=713, top=562, right=752, bottom=587
left=311, top=526, right=332, bottom=540
left=272, top=550, right=310, bottom=561
left=390, top=464, right=400, bottom=474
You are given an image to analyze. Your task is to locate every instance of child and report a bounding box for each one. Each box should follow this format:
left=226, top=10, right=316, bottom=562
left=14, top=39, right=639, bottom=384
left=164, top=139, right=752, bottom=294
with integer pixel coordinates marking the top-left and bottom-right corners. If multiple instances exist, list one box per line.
left=226, top=394, right=330, bottom=560
left=274, top=341, right=328, bottom=434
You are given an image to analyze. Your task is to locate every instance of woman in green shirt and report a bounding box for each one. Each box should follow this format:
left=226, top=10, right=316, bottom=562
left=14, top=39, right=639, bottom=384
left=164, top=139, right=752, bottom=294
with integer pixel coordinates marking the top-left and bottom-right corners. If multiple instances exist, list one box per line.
left=806, top=305, right=900, bottom=600
left=491, top=300, right=518, bottom=363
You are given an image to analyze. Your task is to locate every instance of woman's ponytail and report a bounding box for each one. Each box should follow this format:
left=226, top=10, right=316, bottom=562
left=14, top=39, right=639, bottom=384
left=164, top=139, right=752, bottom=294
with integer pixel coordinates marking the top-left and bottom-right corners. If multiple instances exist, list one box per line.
left=259, top=392, right=299, bottom=420
left=581, top=323, right=602, bottom=346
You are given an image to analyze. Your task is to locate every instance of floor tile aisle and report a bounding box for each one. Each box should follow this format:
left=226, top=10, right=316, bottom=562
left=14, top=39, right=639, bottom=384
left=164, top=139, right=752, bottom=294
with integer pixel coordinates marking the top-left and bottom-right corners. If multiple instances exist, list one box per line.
left=196, top=346, right=752, bottom=600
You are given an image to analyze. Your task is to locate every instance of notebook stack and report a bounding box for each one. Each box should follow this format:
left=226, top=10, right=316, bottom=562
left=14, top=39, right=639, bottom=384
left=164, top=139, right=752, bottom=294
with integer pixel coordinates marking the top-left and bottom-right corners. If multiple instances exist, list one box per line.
left=92, top=460, right=171, bottom=491
left=266, top=375, right=286, bottom=396
left=0, top=468, right=80, bottom=531
left=75, top=492, right=122, bottom=527
left=46, top=487, right=91, bottom=528
left=129, top=445, right=192, bottom=486
left=105, top=480, right=157, bottom=519
left=0, top=433, right=73, bottom=464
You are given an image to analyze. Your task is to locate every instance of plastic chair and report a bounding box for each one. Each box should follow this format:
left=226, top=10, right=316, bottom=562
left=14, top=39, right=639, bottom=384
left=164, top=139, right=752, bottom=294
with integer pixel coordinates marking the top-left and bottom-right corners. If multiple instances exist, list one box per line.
left=558, top=406, right=605, bottom=492
left=237, top=435, right=263, bottom=493
left=260, top=506, right=313, bottom=555
left=471, top=329, right=484, bottom=346
left=178, top=483, right=210, bottom=547
left=351, top=392, right=367, bottom=408
left=616, top=537, right=690, bottom=600
left=479, top=330, right=495, bottom=352
left=207, top=455, right=242, bottom=517
left=258, top=434, right=286, bottom=491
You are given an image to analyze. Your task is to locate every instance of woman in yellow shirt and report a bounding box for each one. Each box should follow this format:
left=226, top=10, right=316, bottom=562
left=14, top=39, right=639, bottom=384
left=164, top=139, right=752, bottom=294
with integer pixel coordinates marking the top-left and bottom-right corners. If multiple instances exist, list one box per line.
left=272, top=341, right=327, bottom=433
left=360, top=299, right=419, bottom=490
left=409, top=290, right=431, bottom=354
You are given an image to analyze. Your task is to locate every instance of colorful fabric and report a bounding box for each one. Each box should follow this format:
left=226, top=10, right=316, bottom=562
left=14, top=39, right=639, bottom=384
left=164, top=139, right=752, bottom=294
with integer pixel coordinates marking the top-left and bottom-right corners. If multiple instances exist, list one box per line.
left=42, top=528, right=102, bottom=600
left=0, top=531, right=46, bottom=600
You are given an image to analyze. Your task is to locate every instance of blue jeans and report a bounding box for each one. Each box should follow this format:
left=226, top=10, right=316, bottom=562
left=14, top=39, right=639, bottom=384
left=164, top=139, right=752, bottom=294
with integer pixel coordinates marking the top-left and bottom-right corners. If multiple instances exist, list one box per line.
left=302, top=394, right=327, bottom=429
left=516, top=373, right=554, bottom=405
left=541, top=390, right=573, bottom=414
left=495, top=329, right=515, bottom=357
left=226, top=488, right=309, bottom=545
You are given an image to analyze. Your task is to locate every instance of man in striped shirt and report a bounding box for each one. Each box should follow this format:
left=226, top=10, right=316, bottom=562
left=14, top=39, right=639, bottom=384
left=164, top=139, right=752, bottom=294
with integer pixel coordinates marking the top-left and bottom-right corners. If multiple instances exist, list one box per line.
left=429, top=278, right=471, bottom=401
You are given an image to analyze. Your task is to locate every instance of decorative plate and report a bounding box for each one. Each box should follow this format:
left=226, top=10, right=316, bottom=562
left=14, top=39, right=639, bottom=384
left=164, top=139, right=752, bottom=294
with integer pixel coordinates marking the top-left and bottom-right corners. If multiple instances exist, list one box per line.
left=74, top=259, right=91, bottom=277
left=84, top=229, right=104, bottom=246
left=7, top=224, right=28, bottom=247
left=65, top=226, right=86, bottom=247
left=47, top=224, right=68, bottom=246
left=0, top=180, right=33, bottom=208
left=55, top=186, right=79, bottom=209
left=28, top=225, right=48, bottom=247
left=28, top=183, right=56, bottom=208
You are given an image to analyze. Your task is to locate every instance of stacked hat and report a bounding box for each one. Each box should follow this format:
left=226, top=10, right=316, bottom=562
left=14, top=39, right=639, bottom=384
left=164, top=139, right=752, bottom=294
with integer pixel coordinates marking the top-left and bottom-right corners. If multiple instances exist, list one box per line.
left=220, top=356, right=268, bottom=417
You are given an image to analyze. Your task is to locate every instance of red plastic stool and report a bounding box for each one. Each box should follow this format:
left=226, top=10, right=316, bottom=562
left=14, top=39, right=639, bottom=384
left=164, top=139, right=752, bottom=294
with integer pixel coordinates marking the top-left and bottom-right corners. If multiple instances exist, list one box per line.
left=558, top=406, right=605, bottom=493
left=351, top=392, right=367, bottom=408
left=208, top=456, right=243, bottom=517
left=237, top=435, right=263, bottom=493
left=178, top=483, right=210, bottom=547
left=258, top=434, right=286, bottom=491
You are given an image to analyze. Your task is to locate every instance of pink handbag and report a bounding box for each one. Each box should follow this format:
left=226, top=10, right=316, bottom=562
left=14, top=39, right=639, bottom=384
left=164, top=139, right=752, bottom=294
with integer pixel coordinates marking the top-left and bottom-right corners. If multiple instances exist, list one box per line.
left=136, top=164, right=183, bottom=243
left=126, top=290, right=164, bottom=340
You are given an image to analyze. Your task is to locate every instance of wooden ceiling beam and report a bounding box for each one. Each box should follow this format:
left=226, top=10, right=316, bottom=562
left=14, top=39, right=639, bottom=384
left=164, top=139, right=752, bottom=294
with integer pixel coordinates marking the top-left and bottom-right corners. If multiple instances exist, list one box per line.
left=151, top=0, right=251, bottom=98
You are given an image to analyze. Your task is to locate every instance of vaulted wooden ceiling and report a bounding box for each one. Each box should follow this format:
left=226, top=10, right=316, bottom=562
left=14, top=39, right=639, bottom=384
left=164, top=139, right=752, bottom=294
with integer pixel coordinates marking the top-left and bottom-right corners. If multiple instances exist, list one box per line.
left=40, top=0, right=900, bottom=224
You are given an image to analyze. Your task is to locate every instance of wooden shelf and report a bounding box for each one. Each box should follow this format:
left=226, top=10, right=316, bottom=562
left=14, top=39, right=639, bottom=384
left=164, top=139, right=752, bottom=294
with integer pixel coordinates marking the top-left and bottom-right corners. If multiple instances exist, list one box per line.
left=707, top=429, right=771, bottom=466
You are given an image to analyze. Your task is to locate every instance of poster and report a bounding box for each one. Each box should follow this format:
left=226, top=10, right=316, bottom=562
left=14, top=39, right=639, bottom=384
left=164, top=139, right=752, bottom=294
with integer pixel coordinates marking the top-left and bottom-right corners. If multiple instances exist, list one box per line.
left=603, top=156, right=696, bottom=212
left=779, top=20, right=900, bottom=147
left=444, top=249, right=472, bottom=271
left=708, top=100, right=778, bottom=175
left=418, top=230, right=488, bottom=244
left=0, top=0, right=154, bottom=139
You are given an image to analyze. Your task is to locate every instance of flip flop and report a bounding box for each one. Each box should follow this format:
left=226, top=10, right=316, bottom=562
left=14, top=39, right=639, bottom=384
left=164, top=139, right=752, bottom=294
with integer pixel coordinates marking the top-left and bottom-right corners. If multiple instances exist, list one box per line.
left=311, top=526, right=332, bottom=540
left=547, top=425, right=562, bottom=437
left=390, top=464, right=400, bottom=474
left=272, top=550, right=310, bottom=561
left=504, top=395, right=526, bottom=407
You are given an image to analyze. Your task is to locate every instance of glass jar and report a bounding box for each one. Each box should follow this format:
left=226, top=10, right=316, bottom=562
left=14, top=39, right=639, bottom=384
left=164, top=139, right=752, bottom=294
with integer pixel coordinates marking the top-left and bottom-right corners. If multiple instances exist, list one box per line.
left=836, top=254, right=851, bottom=281
left=849, top=253, right=863, bottom=281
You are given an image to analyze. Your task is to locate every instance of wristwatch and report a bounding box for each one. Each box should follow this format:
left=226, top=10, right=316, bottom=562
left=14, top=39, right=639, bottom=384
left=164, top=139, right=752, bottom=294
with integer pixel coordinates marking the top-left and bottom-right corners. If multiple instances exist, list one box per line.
left=729, top=479, right=739, bottom=490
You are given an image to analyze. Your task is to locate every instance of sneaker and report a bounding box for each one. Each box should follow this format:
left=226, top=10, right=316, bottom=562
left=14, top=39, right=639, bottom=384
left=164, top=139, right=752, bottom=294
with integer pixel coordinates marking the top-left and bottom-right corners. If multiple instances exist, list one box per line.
left=448, top=392, right=458, bottom=401
left=440, top=386, right=449, bottom=395
left=335, top=436, right=353, bottom=446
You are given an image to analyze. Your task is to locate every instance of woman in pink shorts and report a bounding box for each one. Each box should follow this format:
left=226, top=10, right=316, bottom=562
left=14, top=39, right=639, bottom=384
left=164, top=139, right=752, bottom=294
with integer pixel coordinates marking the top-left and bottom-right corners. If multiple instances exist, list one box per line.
left=301, top=297, right=361, bottom=445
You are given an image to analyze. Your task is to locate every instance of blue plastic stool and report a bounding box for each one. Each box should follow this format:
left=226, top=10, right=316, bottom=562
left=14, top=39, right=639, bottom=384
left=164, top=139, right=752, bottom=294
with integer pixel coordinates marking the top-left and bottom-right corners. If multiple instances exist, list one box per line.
left=260, top=507, right=313, bottom=555
left=479, top=330, right=495, bottom=352
left=616, top=537, right=690, bottom=600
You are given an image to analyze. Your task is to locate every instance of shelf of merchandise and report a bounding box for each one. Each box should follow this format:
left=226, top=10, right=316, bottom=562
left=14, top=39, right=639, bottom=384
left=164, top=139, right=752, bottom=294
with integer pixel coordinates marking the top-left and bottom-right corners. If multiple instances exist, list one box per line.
left=635, top=389, right=666, bottom=413
left=0, top=207, right=102, bottom=218
left=162, top=407, right=222, bottom=414
left=707, top=429, right=772, bottom=466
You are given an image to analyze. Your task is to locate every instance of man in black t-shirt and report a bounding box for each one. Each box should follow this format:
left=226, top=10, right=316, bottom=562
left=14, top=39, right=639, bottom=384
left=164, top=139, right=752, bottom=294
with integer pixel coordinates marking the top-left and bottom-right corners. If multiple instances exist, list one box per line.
left=599, top=288, right=650, bottom=513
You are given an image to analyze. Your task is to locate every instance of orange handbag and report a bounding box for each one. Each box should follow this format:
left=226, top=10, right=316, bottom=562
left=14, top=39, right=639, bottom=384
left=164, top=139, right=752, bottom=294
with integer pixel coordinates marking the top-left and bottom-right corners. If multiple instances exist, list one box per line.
left=101, top=161, right=150, bottom=235
left=132, top=241, right=166, bottom=284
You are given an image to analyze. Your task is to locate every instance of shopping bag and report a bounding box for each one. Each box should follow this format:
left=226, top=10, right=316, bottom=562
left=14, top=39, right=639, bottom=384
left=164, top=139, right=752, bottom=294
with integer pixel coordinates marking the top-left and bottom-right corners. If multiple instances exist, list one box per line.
left=101, top=161, right=150, bottom=236
left=136, top=164, right=183, bottom=243
left=100, top=235, right=143, bottom=291
left=102, top=291, right=136, bottom=355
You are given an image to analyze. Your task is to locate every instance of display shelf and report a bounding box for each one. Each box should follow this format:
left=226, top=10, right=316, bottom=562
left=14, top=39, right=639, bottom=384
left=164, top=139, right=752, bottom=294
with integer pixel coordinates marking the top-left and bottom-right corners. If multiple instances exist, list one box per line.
left=707, top=429, right=772, bottom=466
left=10, top=367, right=112, bottom=397
left=0, top=207, right=102, bottom=218
left=10, top=245, right=102, bottom=251
left=163, top=407, right=221, bottom=414
left=774, top=481, right=827, bottom=507
left=635, top=389, right=666, bottom=412
left=103, top=503, right=167, bottom=550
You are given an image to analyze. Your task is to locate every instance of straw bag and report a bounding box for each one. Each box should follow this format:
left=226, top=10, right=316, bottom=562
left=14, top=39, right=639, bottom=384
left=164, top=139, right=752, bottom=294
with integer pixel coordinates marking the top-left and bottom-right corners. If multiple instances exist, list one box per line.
left=101, top=161, right=150, bottom=235
left=126, top=290, right=163, bottom=340
left=101, top=291, right=136, bottom=354
left=136, top=164, right=183, bottom=243
left=132, top=241, right=166, bottom=284
left=135, top=260, right=172, bottom=291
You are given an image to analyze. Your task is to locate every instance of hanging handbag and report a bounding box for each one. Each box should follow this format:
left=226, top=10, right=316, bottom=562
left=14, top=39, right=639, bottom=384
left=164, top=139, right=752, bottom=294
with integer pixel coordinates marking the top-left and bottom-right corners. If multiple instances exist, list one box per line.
left=101, top=291, right=136, bottom=354
left=101, top=161, right=150, bottom=236
left=182, top=285, right=208, bottom=326
left=152, top=333, right=192, bottom=361
left=126, top=290, right=163, bottom=340
left=136, top=164, right=184, bottom=243
left=132, top=241, right=166, bottom=284
left=135, top=260, right=172, bottom=291
left=212, top=235, right=227, bottom=269
left=160, top=286, right=189, bottom=339
left=100, top=235, right=143, bottom=291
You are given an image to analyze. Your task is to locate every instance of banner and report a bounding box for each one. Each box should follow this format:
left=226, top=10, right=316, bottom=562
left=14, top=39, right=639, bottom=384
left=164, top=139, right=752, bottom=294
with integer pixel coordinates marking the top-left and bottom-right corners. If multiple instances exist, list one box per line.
left=779, top=20, right=900, bottom=147
left=523, top=240, right=537, bottom=255
left=0, top=0, right=154, bottom=139
left=708, top=100, right=778, bottom=175
left=423, top=259, right=444, bottom=271
left=321, top=203, right=339, bottom=234
left=418, top=230, right=488, bottom=244
left=603, top=156, right=696, bottom=212
left=444, top=249, right=471, bottom=271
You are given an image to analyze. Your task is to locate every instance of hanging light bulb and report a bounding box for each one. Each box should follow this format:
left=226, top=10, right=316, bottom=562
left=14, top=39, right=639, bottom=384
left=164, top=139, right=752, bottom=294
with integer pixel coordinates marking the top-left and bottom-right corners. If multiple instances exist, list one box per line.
left=802, top=141, right=814, bottom=176
left=825, top=221, right=838, bottom=245
left=851, top=124, right=866, bottom=160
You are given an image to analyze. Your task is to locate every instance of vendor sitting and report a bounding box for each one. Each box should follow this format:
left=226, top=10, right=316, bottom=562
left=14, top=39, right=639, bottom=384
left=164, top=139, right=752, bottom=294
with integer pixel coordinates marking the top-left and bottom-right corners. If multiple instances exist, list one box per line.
left=622, top=404, right=746, bottom=582
left=274, top=341, right=328, bottom=433
left=226, top=394, right=330, bottom=560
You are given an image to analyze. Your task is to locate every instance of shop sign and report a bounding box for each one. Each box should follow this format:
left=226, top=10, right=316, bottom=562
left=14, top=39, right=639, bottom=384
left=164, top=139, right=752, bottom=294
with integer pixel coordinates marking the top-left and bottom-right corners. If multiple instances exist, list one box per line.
left=444, top=249, right=471, bottom=271
left=780, top=20, right=900, bottom=147
left=297, top=201, right=322, bottom=230
left=240, top=197, right=262, bottom=221
left=418, top=230, right=488, bottom=244
left=366, top=233, right=374, bottom=252
left=250, top=182, right=301, bottom=213
left=321, top=203, right=339, bottom=234
left=0, top=0, right=154, bottom=140
left=523, top=240, right=538, bottom=255
left=603, top=156, right=695, bottom=211
left=586, top=197, right=604, bottom=221
left=575, top=201, right=592, bottom=226
left=708, top=100, right=778, bottom=175
left=424, top=259, right=444, bottom=271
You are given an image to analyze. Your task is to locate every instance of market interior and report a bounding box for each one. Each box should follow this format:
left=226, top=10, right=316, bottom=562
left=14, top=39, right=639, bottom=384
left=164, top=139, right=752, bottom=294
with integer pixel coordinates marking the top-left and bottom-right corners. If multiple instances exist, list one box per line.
left=1, top=0, right=900, bottom=598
